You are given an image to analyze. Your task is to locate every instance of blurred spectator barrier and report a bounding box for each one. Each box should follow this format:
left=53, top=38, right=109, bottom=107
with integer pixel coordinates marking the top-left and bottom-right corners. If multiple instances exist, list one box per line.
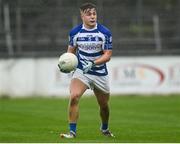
left=0, top=0, right=180, bottom=57
left=0, top=57, right=180, bottom=97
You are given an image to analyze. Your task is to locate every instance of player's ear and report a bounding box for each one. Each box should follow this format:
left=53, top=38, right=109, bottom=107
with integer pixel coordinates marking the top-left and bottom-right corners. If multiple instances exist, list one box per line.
left=80, top=10, right=84, bottom=19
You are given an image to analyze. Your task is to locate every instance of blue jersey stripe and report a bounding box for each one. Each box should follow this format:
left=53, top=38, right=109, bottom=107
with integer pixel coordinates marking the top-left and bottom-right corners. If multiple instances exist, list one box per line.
left=92, top=65, right=106, bottom=70
left=87, top=70, right=108, bottom=76
left=77, top=37, right=103, bottom=42
left=78, top=50, right=103, bottom=57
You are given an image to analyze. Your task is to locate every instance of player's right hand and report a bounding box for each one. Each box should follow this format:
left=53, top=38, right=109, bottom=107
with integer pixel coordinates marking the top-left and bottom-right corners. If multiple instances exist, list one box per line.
left=58, top=64, right=69, bottom=73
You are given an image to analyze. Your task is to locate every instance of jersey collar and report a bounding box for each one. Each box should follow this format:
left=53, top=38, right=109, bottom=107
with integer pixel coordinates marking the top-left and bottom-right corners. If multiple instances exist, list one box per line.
left=82, top=23, right=97, bottom=31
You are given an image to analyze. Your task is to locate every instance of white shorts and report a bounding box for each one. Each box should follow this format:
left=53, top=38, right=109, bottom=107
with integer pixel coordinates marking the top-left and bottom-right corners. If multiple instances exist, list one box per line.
left=72, top=69, right=110, bottom=94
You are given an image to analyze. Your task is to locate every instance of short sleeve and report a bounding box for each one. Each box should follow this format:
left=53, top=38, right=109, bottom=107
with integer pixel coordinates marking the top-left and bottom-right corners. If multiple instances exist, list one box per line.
left=69, top=32, right=76, bottom=47
left=68, top=24, right=82, bottom=47
left=104, top=32, right=112, bottom=50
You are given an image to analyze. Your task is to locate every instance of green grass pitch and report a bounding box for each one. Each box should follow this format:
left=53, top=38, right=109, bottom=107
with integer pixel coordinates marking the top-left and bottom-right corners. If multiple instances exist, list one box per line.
left=0, top=95, right=180, bottom=143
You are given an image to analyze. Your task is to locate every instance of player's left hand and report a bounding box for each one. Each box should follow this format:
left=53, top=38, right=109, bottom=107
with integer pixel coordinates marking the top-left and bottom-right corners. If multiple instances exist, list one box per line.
left=83, top=60, right=95, bottom=74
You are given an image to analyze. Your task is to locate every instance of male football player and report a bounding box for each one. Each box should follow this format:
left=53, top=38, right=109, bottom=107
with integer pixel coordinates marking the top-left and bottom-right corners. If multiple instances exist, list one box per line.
left=59, top=2, right=114, bottom=138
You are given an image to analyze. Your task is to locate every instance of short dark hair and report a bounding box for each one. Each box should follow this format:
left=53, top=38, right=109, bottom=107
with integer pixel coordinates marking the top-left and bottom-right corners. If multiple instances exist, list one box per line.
left=79, top=3, right=97, bottom=12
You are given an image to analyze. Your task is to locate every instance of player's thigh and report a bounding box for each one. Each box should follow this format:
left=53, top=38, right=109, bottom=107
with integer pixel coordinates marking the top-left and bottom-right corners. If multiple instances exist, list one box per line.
left=93, top=87, right=110, bottom=106
left=70, top=78, right=88, bottom=99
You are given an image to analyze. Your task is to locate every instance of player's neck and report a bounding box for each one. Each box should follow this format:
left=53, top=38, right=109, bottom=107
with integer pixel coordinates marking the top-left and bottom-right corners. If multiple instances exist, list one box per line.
left=82, top=23, right=97, bottom=31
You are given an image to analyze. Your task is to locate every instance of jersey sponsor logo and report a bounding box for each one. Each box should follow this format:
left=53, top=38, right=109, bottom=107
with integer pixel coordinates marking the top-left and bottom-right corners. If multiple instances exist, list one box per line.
left=78, top=43, right=102, bottom=51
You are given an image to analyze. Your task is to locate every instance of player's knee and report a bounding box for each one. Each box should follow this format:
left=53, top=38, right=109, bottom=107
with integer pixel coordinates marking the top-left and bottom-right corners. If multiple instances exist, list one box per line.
left=70, top=97, right=79, bottom=106
left=99, top=101, right=109, bottom=109
left=70, top=92, right=80, bottom=106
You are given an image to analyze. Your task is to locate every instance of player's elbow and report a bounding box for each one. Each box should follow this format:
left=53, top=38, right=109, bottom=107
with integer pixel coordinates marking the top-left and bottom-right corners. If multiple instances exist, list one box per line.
left=106, top=57, right=111, bottom=62
left=104, top=50, right=112, bottom=62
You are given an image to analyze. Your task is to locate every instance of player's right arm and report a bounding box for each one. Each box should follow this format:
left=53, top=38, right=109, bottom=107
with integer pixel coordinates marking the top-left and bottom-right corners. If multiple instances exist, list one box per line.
left=67, top=24, right=82, bottom=55
left=67, top=45, right=77, bottom=54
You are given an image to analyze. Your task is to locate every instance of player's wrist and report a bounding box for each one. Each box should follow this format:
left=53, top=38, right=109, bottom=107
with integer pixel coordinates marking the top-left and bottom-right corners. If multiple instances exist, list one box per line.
left=90, top=60, right=96, bottom=66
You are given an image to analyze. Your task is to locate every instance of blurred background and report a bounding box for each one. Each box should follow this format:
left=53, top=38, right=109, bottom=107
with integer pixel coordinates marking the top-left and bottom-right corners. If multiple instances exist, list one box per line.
left=0, top=0, right=180, bottom=96
left=0, top=0, right=180, bottom=57
left=1, top=1, right=180, bottom=142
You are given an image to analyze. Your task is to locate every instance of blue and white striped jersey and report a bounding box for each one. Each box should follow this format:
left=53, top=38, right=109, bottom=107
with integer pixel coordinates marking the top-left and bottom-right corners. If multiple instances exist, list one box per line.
left=69, top=23, right=112, bottom=76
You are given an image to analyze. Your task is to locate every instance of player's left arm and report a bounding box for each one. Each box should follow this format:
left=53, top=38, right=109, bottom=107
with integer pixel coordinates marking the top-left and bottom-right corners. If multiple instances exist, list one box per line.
left=83, top=29, right=112, bottom=73
left=83, top=50, right=112, bottom=74
left=94, top=50, right=112, bottom=65
left=94, top=30, right=112, bottom=65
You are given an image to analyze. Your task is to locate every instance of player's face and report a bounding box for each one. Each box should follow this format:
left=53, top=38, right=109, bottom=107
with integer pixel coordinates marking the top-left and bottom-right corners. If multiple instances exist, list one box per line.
left=81, top=8, right=97, bottom=29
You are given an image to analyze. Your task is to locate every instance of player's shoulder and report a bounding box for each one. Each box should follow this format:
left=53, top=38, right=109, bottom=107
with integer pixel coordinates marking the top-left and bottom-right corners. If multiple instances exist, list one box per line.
left=97, top=23, right=112, bottom=36
left=69, top=24, right=83, bottom=36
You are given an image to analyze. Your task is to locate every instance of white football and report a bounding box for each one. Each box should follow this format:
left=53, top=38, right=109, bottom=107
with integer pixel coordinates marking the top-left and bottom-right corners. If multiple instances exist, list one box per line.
left=58, top=53, right=78, bottom=73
